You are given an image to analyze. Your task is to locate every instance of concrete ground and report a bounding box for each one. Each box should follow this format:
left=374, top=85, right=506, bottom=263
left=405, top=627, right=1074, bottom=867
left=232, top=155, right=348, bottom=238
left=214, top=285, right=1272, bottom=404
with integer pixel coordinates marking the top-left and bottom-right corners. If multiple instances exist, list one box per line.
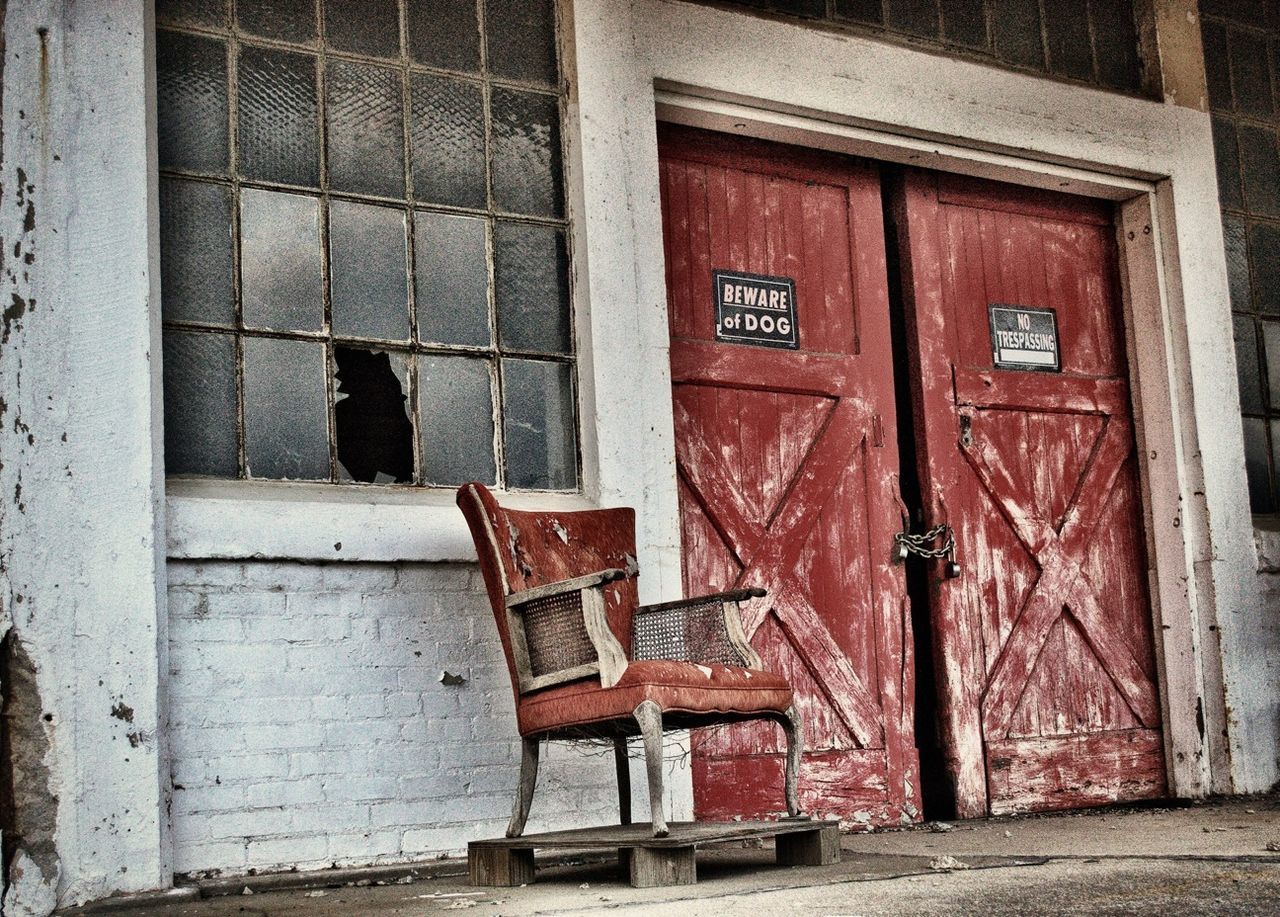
left=65, top=796, right=1280, bottom=916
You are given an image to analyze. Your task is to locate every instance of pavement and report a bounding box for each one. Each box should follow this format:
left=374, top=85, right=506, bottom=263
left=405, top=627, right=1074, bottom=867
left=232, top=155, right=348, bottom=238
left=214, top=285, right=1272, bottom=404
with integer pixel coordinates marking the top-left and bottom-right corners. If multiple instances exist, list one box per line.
left=64, top=795, right=1280, bottom=916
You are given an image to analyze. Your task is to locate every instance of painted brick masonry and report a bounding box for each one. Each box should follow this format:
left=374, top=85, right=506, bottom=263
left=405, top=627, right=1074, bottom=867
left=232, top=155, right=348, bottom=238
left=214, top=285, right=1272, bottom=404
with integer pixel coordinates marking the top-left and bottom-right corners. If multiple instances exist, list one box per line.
left=166, top=560, right=649, bottom=878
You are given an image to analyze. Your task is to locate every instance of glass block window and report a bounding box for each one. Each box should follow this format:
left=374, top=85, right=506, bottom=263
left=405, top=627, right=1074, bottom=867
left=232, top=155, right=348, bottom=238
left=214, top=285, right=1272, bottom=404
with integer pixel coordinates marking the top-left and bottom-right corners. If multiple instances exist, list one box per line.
left=699, top=0, right=1145, bottom=94
left=1202, top=2, right=1280, bottom=512
left=156, top=0, right=578, bottom=491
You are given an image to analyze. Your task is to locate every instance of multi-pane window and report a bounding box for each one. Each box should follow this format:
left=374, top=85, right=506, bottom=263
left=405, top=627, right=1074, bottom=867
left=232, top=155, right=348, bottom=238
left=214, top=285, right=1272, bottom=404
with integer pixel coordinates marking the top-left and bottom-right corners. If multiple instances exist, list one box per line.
left=156, top=0, right=578, bottom=491
left=1202, top=1, right=1280, bottom=512
left=700, top=1, right=1144, bottom=94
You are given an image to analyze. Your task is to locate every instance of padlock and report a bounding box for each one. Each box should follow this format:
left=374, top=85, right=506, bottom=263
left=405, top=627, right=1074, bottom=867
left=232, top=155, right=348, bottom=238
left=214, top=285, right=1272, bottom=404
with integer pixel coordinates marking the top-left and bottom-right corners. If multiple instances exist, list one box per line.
left=896, top=540, right=911, bottom=562
left=944, top=536, right=960, bottom=578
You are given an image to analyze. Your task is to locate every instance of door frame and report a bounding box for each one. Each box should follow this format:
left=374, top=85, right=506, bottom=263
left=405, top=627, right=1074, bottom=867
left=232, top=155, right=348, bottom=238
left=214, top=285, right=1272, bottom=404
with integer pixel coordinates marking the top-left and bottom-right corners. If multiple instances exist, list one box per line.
left=566, top=0, right=1261, bottom=803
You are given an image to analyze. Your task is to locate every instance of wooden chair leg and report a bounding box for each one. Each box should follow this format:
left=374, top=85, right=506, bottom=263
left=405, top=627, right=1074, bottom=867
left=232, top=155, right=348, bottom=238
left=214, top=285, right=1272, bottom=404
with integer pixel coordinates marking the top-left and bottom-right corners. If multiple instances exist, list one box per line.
left=506, top=736, right=540, bottom=838
left=632, top=700, right=669, bottom=837
left=614, top=736, right=632, bottom=825
left=779, top=705, right=804, bottom=818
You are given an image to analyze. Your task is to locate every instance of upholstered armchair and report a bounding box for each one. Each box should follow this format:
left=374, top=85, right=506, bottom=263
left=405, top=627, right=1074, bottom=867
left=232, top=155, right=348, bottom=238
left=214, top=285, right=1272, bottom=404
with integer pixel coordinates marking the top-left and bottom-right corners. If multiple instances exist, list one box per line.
left=457, top=482, right=804, bottom=838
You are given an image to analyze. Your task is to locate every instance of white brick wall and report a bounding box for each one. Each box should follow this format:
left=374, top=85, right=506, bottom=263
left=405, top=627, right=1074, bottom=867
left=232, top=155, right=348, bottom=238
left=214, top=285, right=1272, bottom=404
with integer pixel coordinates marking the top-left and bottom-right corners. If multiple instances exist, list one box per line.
left=166, top=560, right=685, bottom=877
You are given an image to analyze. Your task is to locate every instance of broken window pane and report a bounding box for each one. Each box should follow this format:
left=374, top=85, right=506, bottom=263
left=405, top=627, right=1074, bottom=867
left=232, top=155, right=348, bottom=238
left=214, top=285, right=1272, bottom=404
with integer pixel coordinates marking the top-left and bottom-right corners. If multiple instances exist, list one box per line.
left=157, top=31, right=228, bottom=175
left=486, top=0, right=558, bottom=87
left=163, top=331, right=238, bottom=477
left=502, top=358, right=576, bottom=490
left=415, top=211, right=490, bottom=346
left=494, top=221, right=571, bottom=354
left=329, top=200, right=410, bottom=341
left=408, top=0, right=481, bottom=72
left=325, top=0, right=402, bottom=58
left=410, top=73, right=486, bottom=209
left=240, top=189, right=324, bottom=331
left=419, top=355, right=496, bottom=485
left=160, top=179, right=235, bottom=326
left=237, top=45, right=320, bottom=188
left=335, top=347, right=415, bottom=483
left=326, top=60, right=406, bottom=198
left=491, top=87, right=564, bottom=218
left=237, top=0, right=317, bottom=44
left=243, top=337, right=330, bottom=480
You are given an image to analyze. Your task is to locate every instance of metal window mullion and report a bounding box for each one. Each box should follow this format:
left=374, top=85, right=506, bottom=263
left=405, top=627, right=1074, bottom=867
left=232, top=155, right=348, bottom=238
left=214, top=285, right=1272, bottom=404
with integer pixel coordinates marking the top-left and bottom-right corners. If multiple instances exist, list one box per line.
left=476, top=0, right=507, bottom=490
left=226, top=9, right=250, bottom=481
left=314, top=0, right=341, bottom=483
left=397, top=0, right=426, bottom=485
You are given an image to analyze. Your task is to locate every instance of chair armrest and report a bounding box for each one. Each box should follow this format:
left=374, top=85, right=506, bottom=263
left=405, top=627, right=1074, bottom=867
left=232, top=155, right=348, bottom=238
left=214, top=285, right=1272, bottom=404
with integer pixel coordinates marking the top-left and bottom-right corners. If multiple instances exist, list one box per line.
left=632, top=589, right=766, bottom=670
left=504, top=570, right=629, bottom=692
left=505, top=568, right=627, bottom=608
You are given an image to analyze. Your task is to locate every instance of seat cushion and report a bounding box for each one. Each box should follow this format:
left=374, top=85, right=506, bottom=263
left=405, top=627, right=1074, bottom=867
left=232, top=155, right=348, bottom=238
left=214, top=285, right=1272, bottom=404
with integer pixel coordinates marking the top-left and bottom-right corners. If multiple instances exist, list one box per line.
left=516, top=660, right=793, bottom=736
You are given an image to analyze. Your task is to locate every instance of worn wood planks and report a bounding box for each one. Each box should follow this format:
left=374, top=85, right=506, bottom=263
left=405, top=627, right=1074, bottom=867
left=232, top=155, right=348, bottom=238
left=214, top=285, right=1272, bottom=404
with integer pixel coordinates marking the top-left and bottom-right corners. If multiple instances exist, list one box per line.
left=469, top=820, right=841, bottom=888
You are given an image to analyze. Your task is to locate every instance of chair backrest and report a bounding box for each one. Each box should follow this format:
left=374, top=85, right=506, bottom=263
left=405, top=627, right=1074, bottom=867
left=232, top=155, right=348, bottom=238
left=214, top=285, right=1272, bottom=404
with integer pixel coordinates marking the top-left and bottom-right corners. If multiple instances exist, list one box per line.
left=456, top=482, right=639, bottom=695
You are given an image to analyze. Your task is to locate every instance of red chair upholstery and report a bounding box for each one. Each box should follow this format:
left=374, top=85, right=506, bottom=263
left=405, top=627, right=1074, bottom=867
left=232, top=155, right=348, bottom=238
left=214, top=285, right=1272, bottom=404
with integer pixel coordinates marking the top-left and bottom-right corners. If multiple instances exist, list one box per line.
left=457, top=482, right=803, bottom=837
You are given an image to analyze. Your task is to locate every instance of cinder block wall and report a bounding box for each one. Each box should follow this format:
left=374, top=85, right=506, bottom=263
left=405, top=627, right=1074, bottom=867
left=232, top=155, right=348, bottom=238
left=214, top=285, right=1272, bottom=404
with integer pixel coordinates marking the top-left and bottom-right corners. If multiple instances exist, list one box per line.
left=165, top=561, right=633, bottom=877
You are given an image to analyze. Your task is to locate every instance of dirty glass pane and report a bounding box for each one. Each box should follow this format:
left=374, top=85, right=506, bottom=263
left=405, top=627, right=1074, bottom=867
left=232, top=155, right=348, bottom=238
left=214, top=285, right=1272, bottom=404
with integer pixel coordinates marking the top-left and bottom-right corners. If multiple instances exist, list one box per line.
left=886, top=0, right=939, bottom=38
left=329, top=200, right=410, bottom=341
left=157, top=31, right=229, bottom=175
left=1044, top=0, right=1093, bottom=82
left=1090, top=0, right=1142, bottom=92
left=157, top=0, right=228, bottom=28
left=833, top=0, right=884, bottom=26
left=240, top=189, right=324, bottom=331
left=1229, top=30, right=1274, bottom=120
left=1238, top=126, right=1280, bottom=219
left=243, top=337, right=330, bottom=480
left=415, top=211, right=490, bottom=346
left=1250, top=221, right=1280, bottom=315
left=334, top=346, right=414, bottom=483
left=326, top=60, right=406, bottom=199
left=494, top=221, right=570, bottom=354
left=1265, top=321, right=1280, bottom=410
left=160, top=179, right=235, bottom=326
left=1212, top=116, right=1243, bottom=212
left=1223, top=215, right=1252, bottom=314
left=237, top=45, right=320, bottom=188
left=486, top=0, right=558, bottom=87
left=325, top=0, right=402, bottom=58
left=502, top=358, right=576, bottom=490
left=1201, top=21, right=1233, bottom=112
left=410, top=73, right=486, bottom=209
left=991, top=0, right=1045, bottom=70
left=408, top=0, right=481, bottom=72
left=491, top=88, right=563, bottom=218
left=163, top=331, right=238, bottom=477
left=237, top=0, right=317, bottom=44
left=1246, top=417, right=1276, bottom=511
left=941, top=0, right=987, bottom=48
left=418, top=355, right=496, bottom=485
left=1235, top=314, right=1264, bottom=414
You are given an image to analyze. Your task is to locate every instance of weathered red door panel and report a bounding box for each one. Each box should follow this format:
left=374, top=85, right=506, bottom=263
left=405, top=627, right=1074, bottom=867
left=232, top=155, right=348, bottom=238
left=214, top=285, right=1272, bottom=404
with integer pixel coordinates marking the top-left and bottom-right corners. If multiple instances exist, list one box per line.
left=894, top=172, right=1165, bottom=817
left=658, top=125, right=918, bottom=826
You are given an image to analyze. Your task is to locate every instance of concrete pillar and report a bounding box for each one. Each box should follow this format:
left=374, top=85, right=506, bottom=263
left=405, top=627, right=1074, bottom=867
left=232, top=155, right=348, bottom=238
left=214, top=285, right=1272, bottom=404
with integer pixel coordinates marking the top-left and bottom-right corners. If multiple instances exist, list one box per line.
left=1136, top=0, right=1210, bottom=110
left=0, top=1, right=170, bottom=911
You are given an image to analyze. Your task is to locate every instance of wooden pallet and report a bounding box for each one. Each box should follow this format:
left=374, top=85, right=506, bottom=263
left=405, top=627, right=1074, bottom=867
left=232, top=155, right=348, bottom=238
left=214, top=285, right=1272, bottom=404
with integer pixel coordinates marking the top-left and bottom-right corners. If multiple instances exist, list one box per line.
left=469, top=819, right=841, bottom=888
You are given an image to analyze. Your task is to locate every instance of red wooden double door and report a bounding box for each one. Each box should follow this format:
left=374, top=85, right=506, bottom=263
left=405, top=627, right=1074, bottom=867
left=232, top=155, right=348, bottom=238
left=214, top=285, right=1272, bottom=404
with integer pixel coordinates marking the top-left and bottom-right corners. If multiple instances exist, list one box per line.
left=658, top=124, right=1166, bottom=824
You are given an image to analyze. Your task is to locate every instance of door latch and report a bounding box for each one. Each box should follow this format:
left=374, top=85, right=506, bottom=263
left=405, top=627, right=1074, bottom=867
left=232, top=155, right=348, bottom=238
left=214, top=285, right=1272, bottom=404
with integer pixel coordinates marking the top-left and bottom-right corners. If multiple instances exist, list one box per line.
left=959, top=413, right=974, bottom=449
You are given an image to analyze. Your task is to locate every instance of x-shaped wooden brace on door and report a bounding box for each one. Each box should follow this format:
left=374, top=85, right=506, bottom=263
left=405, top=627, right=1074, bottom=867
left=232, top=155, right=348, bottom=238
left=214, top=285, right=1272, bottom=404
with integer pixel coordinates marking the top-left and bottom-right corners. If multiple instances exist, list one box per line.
left=959, top=394, right=1161, bottom=740
left=673, top=395, right=883, bottom=749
